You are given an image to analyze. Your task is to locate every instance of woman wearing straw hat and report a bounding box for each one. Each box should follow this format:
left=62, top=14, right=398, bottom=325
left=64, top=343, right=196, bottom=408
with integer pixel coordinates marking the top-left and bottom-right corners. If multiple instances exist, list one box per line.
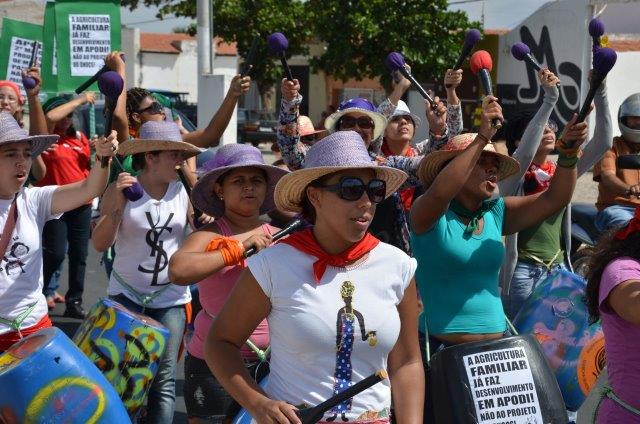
left=410, top=96, right=589, bottom=355
left=168, top=143, right=288, bottom=423
left=92, top=120, right=203, bottom=424
left=0, top=112, right=118, bottom=353
left=205, top=131, right=423, bottom=423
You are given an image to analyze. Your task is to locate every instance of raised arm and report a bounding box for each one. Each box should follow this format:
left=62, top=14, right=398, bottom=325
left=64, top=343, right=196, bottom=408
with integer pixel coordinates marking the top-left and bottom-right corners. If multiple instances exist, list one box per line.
left=503, top=114, right=588, bottom=235
left=183, top=75, right=251, bottom=148
left=444, top=68, right=464, bottom=137
left=578, top=79, right=613, bottom=176
left=23, top=67, right=47, bottom=136
left=277, top=78, right=308, bottom=170
left=46, top=92, right=95, bottom=133
left=410, top=96, right=503, bottom=234
left=51, top=131, right=118, bottom=215
left=104, top=52, right=129, bottom=143
left=205, top=270, right=300, bottom=422
left=91, top=171, right=135, bottom=252
left=499, top=69, right=560, bottom=195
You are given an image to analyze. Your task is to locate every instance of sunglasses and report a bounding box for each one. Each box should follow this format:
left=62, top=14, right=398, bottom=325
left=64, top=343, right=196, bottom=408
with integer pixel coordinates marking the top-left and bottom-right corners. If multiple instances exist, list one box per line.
left=137, top=101, right=164, bottom=115
left=320, top=177, right=386, bottom=203
left=338, top=115, right=375, bottom=130
left=300, top=134, right=317, bottom=144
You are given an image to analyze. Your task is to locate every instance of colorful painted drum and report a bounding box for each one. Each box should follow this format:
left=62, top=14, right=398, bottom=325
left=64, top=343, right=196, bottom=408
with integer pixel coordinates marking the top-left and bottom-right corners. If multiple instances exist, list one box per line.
left=513, top=270, right=606, bottom=411
left=0, top=326, right=130, bottom=423
left=72, top=298, right=169, bottom=417
left=232, top=375, right=270, bottom=424
left=430, top=334, right=567, bottom=424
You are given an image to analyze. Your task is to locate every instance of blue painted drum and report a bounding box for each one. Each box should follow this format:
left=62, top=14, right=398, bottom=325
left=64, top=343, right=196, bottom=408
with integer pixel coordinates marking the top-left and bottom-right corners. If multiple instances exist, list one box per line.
left=232, top=375, right=270, bottom=424
left=429, top=334, right=568, bottom=423
left=72, top=298, right=170, bottom=418
left=513, top=270, right=606, bottom=411
left=0, top=326, right=131, bottom=423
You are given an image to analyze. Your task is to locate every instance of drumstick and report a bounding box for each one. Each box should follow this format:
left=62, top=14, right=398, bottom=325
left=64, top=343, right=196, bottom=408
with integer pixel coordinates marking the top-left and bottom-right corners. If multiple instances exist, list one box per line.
left=296, top=370, right=388, bottom=424
left=243, top=218, right=303, bottom=257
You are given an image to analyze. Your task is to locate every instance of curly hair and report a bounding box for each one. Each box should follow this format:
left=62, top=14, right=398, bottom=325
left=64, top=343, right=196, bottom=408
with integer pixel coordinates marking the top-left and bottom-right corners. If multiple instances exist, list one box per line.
left=126, top=87, right=152, bottom=121
left=585, top=227, right=640, bottom=324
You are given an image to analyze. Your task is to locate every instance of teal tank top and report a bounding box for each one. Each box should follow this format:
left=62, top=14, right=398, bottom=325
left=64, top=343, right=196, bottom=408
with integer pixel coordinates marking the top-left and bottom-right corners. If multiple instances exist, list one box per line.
left=411, top=197, right=507, bottom=335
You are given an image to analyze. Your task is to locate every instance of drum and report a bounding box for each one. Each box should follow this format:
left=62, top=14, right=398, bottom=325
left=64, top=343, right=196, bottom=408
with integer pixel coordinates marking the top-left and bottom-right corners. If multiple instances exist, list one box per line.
left=231, top=374, right=270, bottom=424
left=0, top=327, right=130, bottom=423
left=513, top=270, right=605, bottom=411
left=429, top=334, right=567, bottom=423
left=72, top=298, right=170, bottom=417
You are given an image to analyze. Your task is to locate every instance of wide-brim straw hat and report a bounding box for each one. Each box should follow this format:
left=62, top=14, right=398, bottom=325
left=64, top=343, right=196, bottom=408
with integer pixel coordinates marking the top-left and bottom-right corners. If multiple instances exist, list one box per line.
left=324, top=98, right=387, bottom=141
left=275, top=130, right=408, bottom=213
left=117, top=121, right=204, bottom=158
left=192, top=143, right=289, bottom=217
left=0, top=111, right=58, bottom=157
left=418, top=132, right=520, bottom=186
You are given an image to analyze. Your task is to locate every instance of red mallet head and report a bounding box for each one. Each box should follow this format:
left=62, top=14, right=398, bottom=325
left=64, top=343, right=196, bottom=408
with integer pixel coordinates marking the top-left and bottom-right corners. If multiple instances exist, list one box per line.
left=384, top=52, right=405, bottom=72
left=470, top=50, right=493, bottom=75
left=267, top=32, right=289, bottom=54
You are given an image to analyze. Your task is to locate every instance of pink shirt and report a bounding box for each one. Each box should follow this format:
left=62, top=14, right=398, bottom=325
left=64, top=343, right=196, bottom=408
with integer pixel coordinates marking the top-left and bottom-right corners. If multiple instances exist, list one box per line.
left=187, top=218, right=275, bottom=361
left=597, top=257, right=640, bottom=423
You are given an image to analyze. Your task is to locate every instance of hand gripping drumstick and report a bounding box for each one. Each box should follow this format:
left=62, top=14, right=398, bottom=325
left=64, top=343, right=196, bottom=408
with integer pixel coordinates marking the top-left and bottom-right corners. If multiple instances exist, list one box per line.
left=268, top=32, right=294, bottom=81
left=385, top=52, right=438, bottom=112
left=470, top=50, right=502, bottom=130
left=22, top=41, right=40, bottom=90
left=243, top=218, right=303, bottom=258
left=296, top=370, right=388, bottom=424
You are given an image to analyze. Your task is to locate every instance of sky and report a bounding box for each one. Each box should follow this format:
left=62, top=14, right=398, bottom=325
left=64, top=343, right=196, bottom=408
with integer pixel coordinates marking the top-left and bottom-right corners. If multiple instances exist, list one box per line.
left=120, top=3, right=195, bottom=33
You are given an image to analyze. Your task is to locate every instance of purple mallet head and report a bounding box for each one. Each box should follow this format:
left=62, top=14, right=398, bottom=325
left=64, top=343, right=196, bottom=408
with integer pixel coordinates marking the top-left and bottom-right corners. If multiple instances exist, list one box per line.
left=384, top=52, right=405, bottom=72
left=267, top=32, right=288, bottom=53
left=511, top=42, right=531, bottom=61
left=123, top=182, right=144, bottom=202
left=593, top=47, right=617, bottom=76
left=465, top=29, right=482, bottom=47
left=97, top=71, right=124, bottom=100
left=589, top=18, right=605, bottom=37
left=22, top=76, right=36, bottom=90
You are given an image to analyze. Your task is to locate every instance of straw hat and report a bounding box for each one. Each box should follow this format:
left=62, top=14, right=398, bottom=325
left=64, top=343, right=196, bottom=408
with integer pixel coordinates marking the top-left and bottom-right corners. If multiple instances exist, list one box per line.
left=117, top=121, right=204, bottom=158
left=192, top=143, right=289, bottom=217
left=324, top=98, right=387, bottom=141
left=271, top=115, right=325, bottom=153
left=274, top=130, right=407, bottom=213
left=390, top=100, right=421, bottom=127
left=0, top=111, right=58, bottom=156
left=417, top=133, right=520, bottom=186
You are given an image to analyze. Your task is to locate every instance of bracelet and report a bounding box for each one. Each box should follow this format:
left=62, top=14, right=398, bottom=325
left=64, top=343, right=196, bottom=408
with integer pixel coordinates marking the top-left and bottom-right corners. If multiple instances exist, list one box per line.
left=205, top=236, right=245, bottom=266
left=557, top=153, right=579, bottom=168
left=476, top=132, right=492, bottom=144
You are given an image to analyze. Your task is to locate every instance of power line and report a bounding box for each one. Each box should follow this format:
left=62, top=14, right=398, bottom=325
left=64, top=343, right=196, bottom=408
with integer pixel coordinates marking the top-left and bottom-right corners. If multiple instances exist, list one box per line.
left=123, top=15, right=193, bottom=26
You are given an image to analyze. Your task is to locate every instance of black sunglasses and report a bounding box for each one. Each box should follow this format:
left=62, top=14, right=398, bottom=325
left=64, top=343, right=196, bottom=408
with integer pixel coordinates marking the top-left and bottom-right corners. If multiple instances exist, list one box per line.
left=338, top=115, right=375, bottom=130
left=137, top=101, right=164, bottom=115
left=320, top=177, right=386, bottom=203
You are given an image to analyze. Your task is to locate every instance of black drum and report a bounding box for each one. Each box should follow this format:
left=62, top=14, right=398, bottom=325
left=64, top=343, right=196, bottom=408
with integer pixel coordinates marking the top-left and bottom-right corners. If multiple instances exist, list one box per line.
left=430, top=335, right=568, bottom=423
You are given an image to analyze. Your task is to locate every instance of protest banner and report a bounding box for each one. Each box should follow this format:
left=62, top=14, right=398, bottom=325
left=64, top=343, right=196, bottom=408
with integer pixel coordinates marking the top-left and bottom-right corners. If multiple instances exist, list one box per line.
left=0, top=18, right=43, bottom=95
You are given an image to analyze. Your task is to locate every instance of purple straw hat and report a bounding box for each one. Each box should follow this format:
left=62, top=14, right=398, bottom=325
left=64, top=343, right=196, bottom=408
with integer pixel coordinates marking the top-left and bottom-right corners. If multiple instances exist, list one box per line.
left=0, top=111, right=58, bottom=157
left=192, top=143, right=289, bottom=217
left=274, top=131, right=407, bottom=213
left=323, top=98, right=387, bottom=141
left=117, top=120, right=203, bottom=158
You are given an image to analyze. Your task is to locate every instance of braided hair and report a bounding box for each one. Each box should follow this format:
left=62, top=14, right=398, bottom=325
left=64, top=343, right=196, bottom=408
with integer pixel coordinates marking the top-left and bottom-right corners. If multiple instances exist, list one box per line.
left=126, top=87, right=153, bottom=126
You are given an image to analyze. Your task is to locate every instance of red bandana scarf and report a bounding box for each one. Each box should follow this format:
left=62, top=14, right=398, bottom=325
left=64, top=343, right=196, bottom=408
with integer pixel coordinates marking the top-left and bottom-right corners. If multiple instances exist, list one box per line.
left=381, top=141, right=417, bottom=210
left=615, top=207, right=640, bottom=240
left=523, top=161, right=556, bottom=195
left=280, top=228, right=380, bottom=283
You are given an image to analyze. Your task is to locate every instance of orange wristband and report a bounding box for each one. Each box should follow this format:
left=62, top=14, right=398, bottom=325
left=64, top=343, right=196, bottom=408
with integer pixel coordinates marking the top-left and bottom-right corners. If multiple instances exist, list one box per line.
left=205, top=237, right=245, bottom=266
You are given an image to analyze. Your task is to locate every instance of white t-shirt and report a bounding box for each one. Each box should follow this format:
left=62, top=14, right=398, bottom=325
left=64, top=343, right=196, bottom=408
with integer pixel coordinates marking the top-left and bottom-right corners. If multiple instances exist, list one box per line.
left=108, top=181, right=191, bottom=308
left=0, top=186, right=60, bottom=334
left=247, top=242, right=416, bottom=420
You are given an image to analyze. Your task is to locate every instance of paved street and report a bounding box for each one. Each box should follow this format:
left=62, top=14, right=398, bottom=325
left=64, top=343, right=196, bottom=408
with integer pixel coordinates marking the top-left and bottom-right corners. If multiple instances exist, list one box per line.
left=48, top=145, right=600, bottom=423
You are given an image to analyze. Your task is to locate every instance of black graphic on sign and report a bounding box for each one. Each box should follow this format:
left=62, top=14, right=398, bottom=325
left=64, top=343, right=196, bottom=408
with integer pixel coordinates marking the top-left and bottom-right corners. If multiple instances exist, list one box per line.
left=498, top=25, right=582, bottom=127
left=138, top=212, right=173, bottom=285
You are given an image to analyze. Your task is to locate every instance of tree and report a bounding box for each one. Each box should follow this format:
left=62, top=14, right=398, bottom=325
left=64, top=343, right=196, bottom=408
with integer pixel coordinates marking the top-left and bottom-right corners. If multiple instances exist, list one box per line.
left=121, top=0, right=313, bottom=102
left=308, top=0, right=481, bottom=88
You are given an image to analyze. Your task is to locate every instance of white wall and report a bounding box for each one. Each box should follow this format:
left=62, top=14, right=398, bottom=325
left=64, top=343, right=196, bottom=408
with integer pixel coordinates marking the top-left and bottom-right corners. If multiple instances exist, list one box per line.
left=603, top=51, right=640, bottom=138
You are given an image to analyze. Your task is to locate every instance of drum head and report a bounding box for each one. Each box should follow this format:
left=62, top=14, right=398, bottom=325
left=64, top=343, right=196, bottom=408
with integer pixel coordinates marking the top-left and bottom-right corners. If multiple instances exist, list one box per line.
left=0, top=327, right=56, bottom=374
left=104, top=298, right=167, bottom=330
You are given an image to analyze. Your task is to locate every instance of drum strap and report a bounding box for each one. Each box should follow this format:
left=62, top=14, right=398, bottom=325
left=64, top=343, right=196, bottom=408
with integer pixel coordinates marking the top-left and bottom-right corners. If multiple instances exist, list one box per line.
left=593, top=385, right=640, bottom=422
left=204, top=309, right=270, bottom=362
left=0, top=302, right=38, bottom=338
left=112, top=270, right=172, bottom=311
left=520, top=249, right=563, bottom=271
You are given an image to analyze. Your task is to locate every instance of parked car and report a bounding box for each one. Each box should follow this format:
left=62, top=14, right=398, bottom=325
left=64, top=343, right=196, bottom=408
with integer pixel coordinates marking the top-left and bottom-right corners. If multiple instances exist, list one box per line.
left=237, top=108, right=278, bottom=147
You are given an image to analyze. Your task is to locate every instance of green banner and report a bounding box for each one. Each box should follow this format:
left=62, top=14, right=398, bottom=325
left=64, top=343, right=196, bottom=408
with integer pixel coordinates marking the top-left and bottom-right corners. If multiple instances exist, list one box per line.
left=0, top=18, right=43, bottom=94
left=41, top=2, right=58, bottom=93
left=43, top=0, right=121, bottom=93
